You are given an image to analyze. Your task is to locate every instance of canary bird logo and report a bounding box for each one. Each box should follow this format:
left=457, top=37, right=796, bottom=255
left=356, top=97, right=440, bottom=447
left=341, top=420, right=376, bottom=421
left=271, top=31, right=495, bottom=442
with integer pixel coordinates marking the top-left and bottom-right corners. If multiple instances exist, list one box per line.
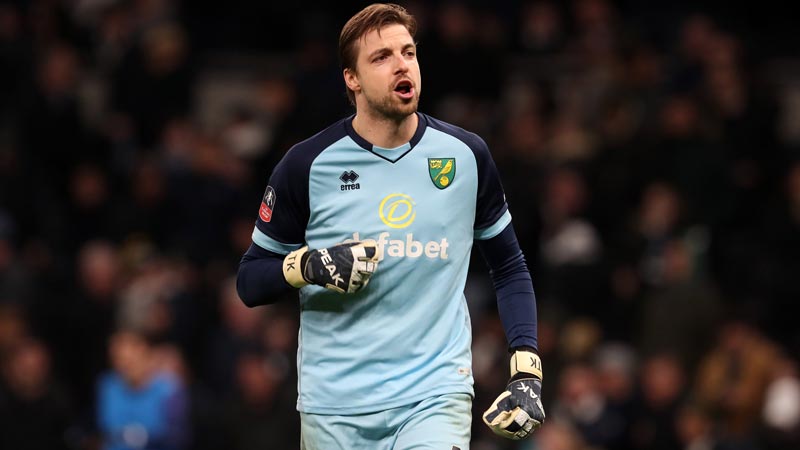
left=428, top=158, right=456, bottom=189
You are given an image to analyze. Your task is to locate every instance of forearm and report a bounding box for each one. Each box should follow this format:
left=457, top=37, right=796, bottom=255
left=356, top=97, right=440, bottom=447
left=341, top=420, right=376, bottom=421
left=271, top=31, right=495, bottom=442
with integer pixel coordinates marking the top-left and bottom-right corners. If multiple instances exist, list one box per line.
left=237, top=238, right=380, bottom=305
left=236, top=243, right=294, bottom=307
left=476, top=223, right=538, bottom=351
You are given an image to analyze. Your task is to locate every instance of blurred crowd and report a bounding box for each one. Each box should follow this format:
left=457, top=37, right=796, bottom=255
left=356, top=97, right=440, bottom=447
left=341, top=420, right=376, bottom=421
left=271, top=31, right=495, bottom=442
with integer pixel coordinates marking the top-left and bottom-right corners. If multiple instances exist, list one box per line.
left=1, top=1, right=799, bottom=449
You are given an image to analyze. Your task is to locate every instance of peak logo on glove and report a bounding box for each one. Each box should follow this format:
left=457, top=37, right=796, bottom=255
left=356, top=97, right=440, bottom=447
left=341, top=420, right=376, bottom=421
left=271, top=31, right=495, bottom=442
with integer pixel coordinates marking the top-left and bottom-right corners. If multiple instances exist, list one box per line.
left=516, top=384, right=538, bottom=400
left=316, top=248, right=345, bottom=289
left=283, top=240, right=380, bottom=294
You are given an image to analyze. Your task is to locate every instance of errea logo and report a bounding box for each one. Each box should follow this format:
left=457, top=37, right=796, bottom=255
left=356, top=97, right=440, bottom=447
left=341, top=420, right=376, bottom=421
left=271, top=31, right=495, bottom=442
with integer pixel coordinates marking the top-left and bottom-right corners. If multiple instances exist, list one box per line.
left=340, top=170, right=360, bottom=191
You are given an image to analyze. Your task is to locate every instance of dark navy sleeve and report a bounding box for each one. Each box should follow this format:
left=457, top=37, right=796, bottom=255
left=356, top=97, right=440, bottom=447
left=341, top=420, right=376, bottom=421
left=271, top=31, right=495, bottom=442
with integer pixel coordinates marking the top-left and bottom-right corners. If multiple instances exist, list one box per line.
left=240, top=146, right=311, bottom=306
left=252, top=146, right=312, bottom=249
left=470, top=135, right=509, bottom=231
left=237, top=243, right=293, bottom=307
left=251, top=119, right=349, bottom=251
left=240, top=120, right=349, bottom=306
left=476, top=222, right=538, bottom=351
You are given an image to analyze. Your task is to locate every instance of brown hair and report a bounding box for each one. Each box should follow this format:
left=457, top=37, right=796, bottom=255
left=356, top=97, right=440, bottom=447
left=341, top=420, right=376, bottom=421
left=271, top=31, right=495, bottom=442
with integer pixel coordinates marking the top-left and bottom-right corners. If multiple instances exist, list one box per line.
left=338, top=3, right=417, bottom=105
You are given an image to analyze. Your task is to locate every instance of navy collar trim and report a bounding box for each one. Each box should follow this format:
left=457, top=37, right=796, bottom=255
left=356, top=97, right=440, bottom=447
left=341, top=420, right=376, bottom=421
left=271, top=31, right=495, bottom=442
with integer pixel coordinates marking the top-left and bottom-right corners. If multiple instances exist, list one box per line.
left=344, top=113, right=427, bottom=163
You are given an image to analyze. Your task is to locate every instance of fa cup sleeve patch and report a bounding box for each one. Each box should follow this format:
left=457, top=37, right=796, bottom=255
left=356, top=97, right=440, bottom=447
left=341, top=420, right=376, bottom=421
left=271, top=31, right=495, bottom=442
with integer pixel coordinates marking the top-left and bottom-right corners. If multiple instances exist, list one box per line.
left=259, top=186, right=276, bottom=222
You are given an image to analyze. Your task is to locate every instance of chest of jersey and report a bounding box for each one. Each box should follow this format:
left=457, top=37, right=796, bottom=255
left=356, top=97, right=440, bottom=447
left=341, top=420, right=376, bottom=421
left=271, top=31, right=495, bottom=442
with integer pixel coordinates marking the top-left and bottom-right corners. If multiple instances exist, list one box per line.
left=304, top=133, right=479, bottom=252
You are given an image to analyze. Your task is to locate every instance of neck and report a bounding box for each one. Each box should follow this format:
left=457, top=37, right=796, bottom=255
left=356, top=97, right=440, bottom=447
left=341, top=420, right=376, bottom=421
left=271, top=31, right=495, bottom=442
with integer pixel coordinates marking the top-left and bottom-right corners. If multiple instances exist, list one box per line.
left=352, top=110, right=418, bottom=148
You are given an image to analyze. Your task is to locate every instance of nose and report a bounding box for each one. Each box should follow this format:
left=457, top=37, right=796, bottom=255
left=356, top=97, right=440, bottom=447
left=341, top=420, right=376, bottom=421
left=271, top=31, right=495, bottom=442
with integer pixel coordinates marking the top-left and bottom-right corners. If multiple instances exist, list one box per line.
left=394, top=52, right=409, bottom=74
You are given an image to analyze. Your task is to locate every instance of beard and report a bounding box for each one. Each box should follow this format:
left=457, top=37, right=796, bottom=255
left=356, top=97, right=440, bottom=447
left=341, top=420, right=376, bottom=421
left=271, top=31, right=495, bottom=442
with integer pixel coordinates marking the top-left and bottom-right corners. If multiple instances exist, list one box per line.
left=363, top=88, right=420, bottom=122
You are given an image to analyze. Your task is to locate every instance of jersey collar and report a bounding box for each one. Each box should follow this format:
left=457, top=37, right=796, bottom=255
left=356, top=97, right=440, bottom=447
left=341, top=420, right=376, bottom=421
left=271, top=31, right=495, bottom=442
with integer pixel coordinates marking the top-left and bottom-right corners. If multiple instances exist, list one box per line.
left=344, top=112, right=428, bottom=163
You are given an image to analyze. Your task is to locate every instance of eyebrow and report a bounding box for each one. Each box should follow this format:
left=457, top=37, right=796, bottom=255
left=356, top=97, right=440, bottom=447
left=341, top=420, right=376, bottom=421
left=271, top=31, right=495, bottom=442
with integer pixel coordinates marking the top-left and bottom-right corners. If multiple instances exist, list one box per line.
left=367, top=43, right=416, bottom=60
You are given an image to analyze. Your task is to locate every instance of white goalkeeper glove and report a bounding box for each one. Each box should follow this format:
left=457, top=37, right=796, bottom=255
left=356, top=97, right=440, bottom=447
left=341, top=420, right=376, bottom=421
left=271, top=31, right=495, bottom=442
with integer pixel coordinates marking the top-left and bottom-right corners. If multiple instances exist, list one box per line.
left=282, top=240, right=379, bottom=294
left=483, top=349, right=545, bottom=440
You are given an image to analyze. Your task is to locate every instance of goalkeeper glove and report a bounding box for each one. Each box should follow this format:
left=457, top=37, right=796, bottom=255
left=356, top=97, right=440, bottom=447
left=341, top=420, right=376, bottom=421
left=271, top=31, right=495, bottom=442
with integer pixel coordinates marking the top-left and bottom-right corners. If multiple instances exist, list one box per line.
left=282, top=240, right=379, bottom=294
left=483, top=349, right=545, bottom=440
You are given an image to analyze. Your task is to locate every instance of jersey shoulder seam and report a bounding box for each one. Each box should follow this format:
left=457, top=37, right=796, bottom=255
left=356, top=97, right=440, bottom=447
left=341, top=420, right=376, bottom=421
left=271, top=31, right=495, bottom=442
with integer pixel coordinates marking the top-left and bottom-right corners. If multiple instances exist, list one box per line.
left=423, top=113, right=490, bottom=158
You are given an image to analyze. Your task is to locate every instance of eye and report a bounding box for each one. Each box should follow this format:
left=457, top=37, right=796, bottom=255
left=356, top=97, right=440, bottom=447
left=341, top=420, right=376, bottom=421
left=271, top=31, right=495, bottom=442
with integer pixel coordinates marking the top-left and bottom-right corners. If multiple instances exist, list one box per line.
left=404, top=50, right=416, bottom=58
left=373, top=54, right=388, bottom=63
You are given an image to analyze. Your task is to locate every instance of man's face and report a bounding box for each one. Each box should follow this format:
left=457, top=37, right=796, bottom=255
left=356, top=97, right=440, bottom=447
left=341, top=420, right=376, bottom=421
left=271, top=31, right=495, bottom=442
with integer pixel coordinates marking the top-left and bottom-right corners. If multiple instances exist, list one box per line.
left=346, top=23, right=421, bottom=121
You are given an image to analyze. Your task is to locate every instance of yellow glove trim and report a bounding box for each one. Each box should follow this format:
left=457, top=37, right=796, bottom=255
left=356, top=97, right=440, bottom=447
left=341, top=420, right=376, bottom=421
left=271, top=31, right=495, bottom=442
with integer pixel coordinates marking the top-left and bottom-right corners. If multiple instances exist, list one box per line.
left=510, top=350, right=543, bottom=380
left=282, top=246, right=309, bottom=288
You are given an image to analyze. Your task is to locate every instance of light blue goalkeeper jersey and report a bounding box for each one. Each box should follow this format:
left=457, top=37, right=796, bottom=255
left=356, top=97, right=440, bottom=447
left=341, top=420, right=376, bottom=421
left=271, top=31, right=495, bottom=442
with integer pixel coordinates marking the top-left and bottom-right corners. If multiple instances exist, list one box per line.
left=251, top=113, right=511, bottom=414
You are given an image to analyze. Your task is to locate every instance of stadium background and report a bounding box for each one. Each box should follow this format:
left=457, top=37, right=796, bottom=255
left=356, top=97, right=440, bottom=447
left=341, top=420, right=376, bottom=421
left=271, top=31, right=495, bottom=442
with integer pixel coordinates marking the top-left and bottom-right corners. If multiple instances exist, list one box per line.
left=1, top=0, right=799, bottom=449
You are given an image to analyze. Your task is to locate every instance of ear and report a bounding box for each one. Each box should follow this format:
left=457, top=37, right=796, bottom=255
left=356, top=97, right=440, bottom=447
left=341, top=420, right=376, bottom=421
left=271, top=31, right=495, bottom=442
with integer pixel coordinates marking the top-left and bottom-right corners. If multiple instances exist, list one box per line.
left=343, top=68, right=361, bottom=94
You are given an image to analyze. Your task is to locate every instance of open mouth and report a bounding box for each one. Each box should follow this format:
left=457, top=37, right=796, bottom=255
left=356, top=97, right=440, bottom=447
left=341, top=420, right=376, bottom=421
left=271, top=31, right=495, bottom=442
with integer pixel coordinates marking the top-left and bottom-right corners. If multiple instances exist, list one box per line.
left=394, top=80, right=414, bottom=98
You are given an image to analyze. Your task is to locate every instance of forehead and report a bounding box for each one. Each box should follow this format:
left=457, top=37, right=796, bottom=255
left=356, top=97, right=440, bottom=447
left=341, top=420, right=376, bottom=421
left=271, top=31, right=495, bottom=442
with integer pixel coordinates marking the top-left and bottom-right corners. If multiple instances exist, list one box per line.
left=357, top=23, right=414, bottom=56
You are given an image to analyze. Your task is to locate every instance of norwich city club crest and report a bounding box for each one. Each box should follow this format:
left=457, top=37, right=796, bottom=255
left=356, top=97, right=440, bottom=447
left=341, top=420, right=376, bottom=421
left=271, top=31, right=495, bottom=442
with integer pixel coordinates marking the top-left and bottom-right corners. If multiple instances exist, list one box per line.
left=428, top=158, right=456, bottom=189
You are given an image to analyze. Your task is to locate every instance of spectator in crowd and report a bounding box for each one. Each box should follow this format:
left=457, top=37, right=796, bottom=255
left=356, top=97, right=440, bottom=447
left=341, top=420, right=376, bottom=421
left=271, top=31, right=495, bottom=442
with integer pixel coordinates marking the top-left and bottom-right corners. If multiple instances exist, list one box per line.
left=96, top=329, right=189, bottom=450
left=630, top=353, right=687, bottom=450
left=694, top=321, right=781, bottom=450
left=551, top=362, right=625, bottom=448
left=217, top=349, right=299, bottom=450
left=204, top=276, right=267, bottom=396
left=0, top=337, right=74, bottom=450
left=761, top=355, right=800, bottom=449
left=637, top=237, right=721, bottom=370
left=675, top=403, right=720, bottom=450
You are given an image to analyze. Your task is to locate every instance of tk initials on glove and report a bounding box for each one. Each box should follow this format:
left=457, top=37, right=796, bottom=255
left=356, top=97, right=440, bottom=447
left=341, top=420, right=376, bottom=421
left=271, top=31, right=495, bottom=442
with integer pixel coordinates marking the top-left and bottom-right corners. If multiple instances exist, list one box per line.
left=283, top=240, right=380, bottom=294
left=483, top=350, right=546, bottom=440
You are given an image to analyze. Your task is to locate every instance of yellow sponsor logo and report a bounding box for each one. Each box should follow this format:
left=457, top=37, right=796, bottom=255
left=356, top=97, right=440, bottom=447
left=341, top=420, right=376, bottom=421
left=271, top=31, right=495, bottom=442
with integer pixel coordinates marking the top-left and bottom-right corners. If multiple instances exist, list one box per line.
left=379, top=193, right=416, bottom=229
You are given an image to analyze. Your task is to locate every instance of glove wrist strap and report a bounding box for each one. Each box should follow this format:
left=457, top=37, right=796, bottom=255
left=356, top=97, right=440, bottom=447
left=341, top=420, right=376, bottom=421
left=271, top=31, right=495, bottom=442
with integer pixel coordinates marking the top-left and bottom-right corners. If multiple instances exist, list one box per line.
left=283, top=246, right=310, bottom=288
left=510, top=350, right=543, bottom=381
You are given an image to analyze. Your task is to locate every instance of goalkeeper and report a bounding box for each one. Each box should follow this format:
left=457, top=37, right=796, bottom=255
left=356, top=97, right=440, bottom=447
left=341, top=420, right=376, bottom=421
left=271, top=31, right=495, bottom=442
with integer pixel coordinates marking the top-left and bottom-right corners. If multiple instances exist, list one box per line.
left=237, top=3, right=543, bottom=449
